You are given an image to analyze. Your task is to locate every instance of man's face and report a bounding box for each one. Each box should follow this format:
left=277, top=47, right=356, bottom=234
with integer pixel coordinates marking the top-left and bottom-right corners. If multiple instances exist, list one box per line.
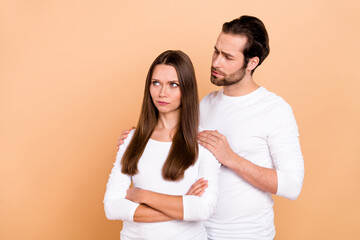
left=211, top=32, right=248, bottom=86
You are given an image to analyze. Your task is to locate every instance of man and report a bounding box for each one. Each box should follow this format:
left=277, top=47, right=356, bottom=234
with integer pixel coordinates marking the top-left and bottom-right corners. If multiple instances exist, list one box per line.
left=196, top=16, right=304, bottom=239
left=118, top=16, right=304, bottom=240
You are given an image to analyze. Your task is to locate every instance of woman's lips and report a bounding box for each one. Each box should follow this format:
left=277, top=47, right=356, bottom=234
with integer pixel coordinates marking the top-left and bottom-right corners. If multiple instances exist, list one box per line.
left=157, top=101, right=169, bottom=106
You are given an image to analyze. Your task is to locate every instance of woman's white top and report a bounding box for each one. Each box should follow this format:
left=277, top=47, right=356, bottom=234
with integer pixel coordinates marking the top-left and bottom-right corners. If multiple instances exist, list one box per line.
left=104, top=130, right=221, bottom=240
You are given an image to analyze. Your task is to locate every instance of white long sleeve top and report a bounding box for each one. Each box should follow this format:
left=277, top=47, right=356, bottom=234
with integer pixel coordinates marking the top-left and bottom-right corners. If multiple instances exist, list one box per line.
left=103, top=130, right=221, bottom=240
left=200, top=87, right=304, bottom=240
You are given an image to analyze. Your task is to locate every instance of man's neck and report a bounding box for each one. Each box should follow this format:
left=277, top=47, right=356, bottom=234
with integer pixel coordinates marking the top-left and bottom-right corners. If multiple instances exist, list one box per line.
left=223, top=76, right=260, bottom=97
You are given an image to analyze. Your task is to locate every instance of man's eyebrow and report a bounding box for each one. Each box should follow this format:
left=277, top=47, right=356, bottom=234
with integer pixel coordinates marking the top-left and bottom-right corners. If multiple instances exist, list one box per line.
left=222, top=51, right=234, bottom=58
left=214, top=46, right=235, bottom=58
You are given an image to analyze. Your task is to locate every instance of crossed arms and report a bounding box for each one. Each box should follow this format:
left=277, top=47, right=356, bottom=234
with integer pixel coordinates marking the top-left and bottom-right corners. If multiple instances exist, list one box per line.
left=104, top=134, right=220, bottom=222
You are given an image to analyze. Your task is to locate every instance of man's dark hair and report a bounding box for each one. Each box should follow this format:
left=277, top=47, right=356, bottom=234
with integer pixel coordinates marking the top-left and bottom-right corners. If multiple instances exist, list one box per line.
left=222, top=15, right=270, bottom=73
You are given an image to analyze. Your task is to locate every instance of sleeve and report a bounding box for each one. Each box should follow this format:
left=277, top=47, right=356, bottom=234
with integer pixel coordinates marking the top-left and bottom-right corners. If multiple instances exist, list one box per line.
left=182, top=147, right=221, bottom=221
left=267, top=102, right=305, bottom=200
left=103, top=131, right=140, bottom=221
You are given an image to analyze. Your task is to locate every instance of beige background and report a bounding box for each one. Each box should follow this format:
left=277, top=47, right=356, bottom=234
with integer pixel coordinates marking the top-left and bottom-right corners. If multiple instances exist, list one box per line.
left=1, top=0, right=359, bottom=239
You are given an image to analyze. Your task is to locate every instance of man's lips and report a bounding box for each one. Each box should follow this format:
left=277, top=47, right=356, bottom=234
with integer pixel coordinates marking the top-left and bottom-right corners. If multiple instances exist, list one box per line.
left=211, top=69, right=224, bottom=77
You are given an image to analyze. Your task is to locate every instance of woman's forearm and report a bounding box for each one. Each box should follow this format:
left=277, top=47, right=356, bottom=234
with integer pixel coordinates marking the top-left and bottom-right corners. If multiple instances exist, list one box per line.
left=142, top=191, right=184, bottom=220
left=127, top=188, right=184, bottom=220
left=133, top=204, right=175, bottom=222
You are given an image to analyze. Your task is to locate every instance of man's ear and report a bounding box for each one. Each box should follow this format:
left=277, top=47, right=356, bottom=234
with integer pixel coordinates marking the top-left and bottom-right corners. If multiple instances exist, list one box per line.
left=247, top=57, right=260, bottom=71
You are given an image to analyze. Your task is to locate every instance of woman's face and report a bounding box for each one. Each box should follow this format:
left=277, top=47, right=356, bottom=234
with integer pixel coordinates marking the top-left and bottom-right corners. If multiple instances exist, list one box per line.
left=150, top=64, right=181, bottom=115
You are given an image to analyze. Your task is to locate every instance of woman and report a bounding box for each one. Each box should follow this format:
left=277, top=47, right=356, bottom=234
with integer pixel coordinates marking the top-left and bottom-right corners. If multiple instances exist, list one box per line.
left=103, top=50, right=220, bottom=240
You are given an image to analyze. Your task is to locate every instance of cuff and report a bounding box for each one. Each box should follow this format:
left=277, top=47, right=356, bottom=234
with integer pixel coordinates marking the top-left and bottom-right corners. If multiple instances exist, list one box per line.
left=128, top=202, right=140, bottom=222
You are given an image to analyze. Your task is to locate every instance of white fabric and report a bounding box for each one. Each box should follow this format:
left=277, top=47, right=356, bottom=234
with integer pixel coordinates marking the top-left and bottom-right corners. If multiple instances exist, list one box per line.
left=200, top=87, right=304, bottom=240
left=103, top=130, right=221, bottom=240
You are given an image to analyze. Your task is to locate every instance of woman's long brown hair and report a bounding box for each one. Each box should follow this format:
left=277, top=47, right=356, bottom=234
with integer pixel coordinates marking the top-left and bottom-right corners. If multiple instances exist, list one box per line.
left=121, top=50, right=199, bottom=181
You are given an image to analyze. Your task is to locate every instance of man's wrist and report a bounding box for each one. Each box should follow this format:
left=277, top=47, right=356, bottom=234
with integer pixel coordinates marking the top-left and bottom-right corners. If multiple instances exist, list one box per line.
left=225, top=151, right=242, bottom=171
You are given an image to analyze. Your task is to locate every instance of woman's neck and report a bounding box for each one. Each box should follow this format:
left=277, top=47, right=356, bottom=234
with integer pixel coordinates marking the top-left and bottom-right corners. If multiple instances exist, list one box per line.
left=151, top=110, right=180, bottom=142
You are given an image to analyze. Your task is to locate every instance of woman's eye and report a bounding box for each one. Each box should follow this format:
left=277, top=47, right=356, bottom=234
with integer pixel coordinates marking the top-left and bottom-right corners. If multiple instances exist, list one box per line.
left=170, top=83, right=179, bottom=87
left=152, top=81, right=160, bottom=86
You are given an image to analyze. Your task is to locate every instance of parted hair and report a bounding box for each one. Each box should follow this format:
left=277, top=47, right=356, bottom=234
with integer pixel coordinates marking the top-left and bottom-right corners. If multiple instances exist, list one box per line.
left=222, top=15, right=270, bottom=73
left=121, top=50, right=199, bottom=181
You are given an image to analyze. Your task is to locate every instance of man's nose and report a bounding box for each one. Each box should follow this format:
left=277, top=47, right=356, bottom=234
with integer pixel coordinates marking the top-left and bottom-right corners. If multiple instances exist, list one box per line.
left=212, top=54, right=222, bottom=69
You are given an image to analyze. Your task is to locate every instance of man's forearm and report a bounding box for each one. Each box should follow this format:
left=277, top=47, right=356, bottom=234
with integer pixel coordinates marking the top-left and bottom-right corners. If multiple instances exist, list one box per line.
left=226, top=151, right=278, bottom=194
left=197, top=130, right=278, bottom=194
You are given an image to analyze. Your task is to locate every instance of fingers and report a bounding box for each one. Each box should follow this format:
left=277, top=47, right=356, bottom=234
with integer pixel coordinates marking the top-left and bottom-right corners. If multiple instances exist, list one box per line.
left=198, top=134, right=217, bottom=146
left=121, top=127, right=136, bottom=135
left=198, top=131, right=220, bottom=151
left=121, top=126, right=136, bottom=138
left=198, top=131, right=220, bottom=142
left=125, top=187, right=137, bottom=200
left=198, top=141, right=216, bottom=154
left=198, top=130, right=222, bottom=140
left=120, top=131, right=130, bottom=138
left=198, top=130, right=227, bottom=145
left=117, top=138, right=124, bottom=150
left=118, top=134, right=127, bottom=146
left=117, top=127, right=135, bottom=149
left=191, top=180, right=208, bottom=196
left=186, top=178, right=208, bottom=196
left=125, top=189, right=131, bottom=200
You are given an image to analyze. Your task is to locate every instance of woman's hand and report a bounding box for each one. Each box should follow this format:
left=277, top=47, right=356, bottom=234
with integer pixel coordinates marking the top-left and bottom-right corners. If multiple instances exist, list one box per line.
left=186, top=178, right=208, bottom=196
left=126, top=187, right=145, bottom=203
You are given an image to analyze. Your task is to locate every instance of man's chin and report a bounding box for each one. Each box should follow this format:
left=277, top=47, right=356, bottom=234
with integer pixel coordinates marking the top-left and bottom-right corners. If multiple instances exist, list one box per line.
left=211, top=76, right=243, bottom=87
left=211, top=77, right=227, bottom=86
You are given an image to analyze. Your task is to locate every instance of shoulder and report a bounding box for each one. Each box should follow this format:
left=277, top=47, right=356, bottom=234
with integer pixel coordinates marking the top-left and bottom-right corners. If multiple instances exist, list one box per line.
left=198, top=144, right=210, bottom=155
left=200, top=91, right=222, bottom=116
left=198, top=144, right=220, bottom=167
left=260, top=89, right=299, bottom=132
left=200, top=90, right=221, bottom=105
left=115, top=129, right=136, bottom=164
left=261, top=88, right=294, bottom=115
left=122, top=129, right=136, bottom=147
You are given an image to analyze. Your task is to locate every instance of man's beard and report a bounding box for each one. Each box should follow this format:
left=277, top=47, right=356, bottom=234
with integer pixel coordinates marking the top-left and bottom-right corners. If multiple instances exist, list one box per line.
left=210, top=65, right=246, bottom=86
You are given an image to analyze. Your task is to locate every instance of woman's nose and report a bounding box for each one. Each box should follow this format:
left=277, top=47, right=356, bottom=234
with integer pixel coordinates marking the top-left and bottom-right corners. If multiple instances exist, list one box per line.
left=159, top=86, right=167, bottom=97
